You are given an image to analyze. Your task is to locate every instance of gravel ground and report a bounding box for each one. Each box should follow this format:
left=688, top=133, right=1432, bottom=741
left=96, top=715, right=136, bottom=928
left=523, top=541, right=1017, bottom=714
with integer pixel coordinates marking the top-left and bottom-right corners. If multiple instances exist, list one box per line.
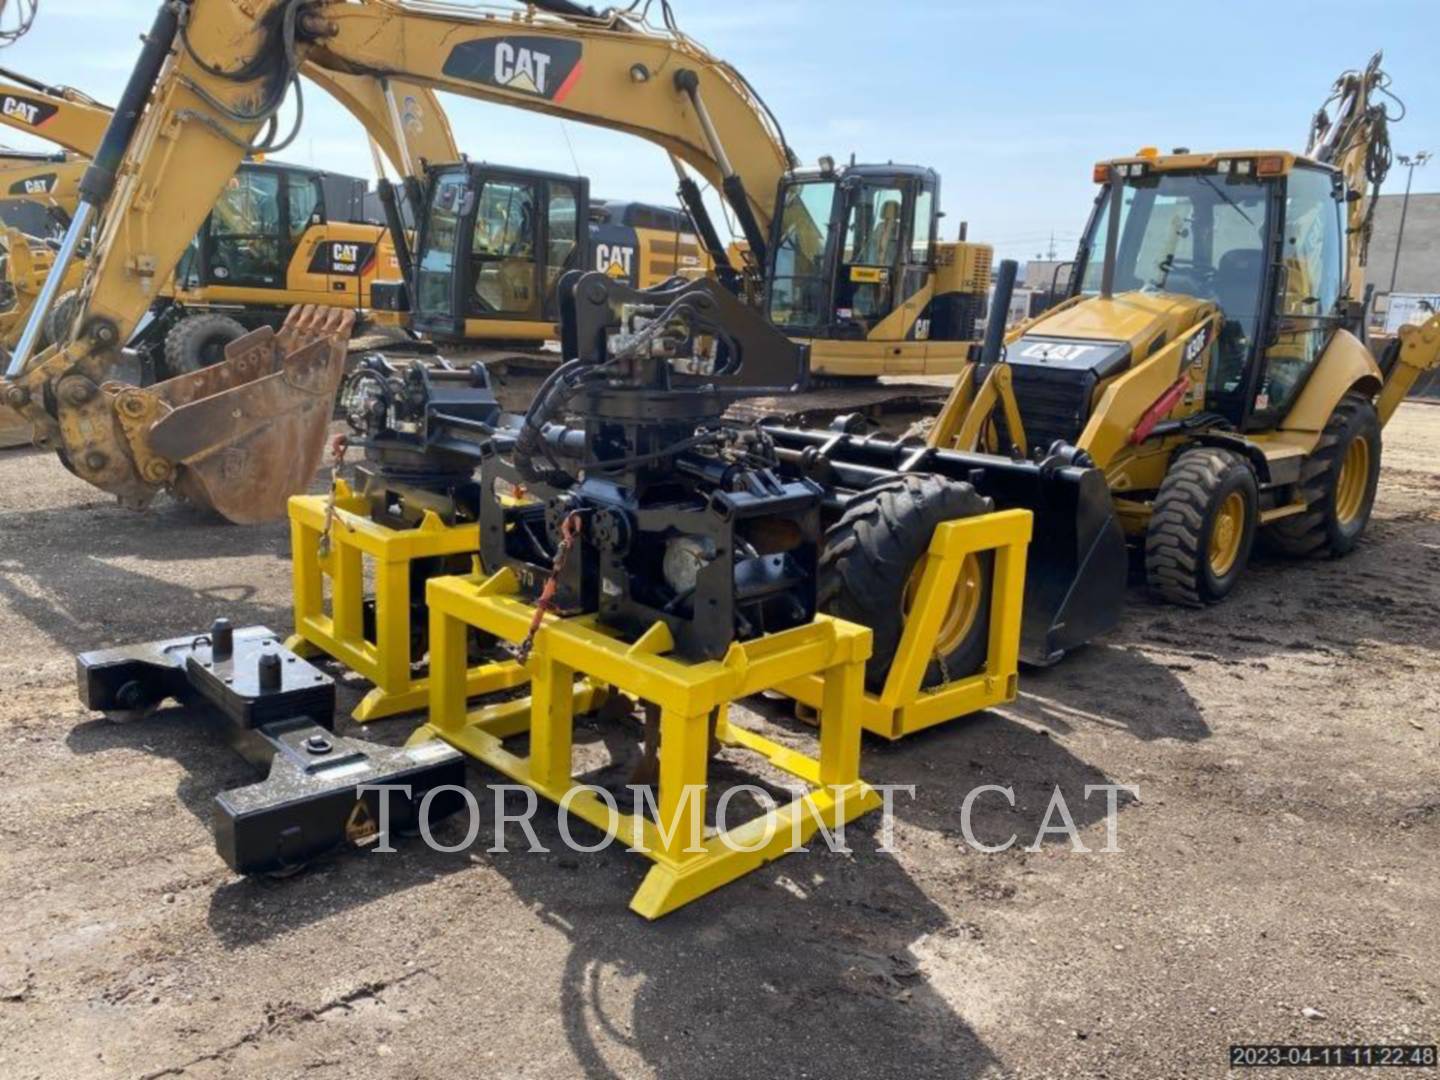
left=0, top=404, right=1435, bottom=1079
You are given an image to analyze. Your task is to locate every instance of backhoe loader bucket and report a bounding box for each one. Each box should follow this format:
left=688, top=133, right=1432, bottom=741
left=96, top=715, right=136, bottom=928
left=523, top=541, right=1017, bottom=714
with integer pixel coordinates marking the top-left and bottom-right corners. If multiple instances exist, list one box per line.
left=142, top=305, right=353, bottom=524
left=764, top=427, right=1129, bottom=664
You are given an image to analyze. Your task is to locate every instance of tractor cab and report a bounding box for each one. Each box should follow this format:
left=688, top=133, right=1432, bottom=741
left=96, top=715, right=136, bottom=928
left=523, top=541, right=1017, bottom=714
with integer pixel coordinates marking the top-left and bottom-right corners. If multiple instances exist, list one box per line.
left=1065, top=150, right=1349, bottom=432
left=411, top=162, right=588, bottom=341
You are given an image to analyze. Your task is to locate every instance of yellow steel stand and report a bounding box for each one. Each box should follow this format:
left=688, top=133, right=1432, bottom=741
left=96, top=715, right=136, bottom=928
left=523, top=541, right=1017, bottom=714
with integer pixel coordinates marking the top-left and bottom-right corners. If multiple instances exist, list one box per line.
left=779, top=509, right=1033, bottom=740
left=286, top=481, right=528, bottom=722
left=415, top=570, right=882, bottom=919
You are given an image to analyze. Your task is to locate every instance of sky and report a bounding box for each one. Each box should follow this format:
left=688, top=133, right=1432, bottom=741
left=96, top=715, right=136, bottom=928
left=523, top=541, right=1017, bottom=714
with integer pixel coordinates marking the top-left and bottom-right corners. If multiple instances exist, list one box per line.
left=2, top=0, right=1437, bottom=263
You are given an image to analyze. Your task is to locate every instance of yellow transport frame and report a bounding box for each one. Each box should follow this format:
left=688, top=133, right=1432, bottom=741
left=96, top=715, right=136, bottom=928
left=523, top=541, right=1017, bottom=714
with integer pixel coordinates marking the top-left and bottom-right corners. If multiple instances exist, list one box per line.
left=415, top=569, right=882, bottom=919
left=780, top=509, right=1032, bottom=740
left=286, top=482, right=528, bottom=722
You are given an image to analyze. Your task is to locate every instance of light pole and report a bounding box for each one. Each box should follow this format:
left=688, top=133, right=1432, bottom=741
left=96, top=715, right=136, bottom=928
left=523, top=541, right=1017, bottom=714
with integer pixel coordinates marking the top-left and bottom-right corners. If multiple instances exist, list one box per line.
left=1388, top=150, right=1431, bottom=293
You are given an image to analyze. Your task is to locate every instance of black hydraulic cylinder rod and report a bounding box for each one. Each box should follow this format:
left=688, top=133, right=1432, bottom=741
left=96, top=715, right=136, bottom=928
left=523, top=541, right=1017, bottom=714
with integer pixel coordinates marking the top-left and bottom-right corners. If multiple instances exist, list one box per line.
left=524, top=0, right=602, bottom=18
left=1100, top=169, right=1123, bottom=300
left=376, top=179, right=415, bottom=295
left=676, top=174, right=734, bottom=274
left=982, top=259, right=1018, bottom=366
left=78, top=3, right=181, bottom=207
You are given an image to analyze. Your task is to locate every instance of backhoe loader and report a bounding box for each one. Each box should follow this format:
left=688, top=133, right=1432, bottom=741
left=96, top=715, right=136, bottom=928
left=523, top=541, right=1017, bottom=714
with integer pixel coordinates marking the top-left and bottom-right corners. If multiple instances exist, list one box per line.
left=925, top=54, right=1440, bottom=614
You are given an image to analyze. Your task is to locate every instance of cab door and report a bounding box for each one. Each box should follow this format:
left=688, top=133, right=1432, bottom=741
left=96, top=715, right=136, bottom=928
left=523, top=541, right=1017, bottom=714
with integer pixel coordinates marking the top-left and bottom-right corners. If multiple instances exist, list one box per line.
left=198, top=168, right=288, bottom=301
left=280, top=169, right=335, bottom=306
left=412, top=167, right=472, bottom=337
left=541, top=177, right=586, bottom=321
left=833, top=178, right=909, bottom=337
left=465, top=174, right=542, bottom=326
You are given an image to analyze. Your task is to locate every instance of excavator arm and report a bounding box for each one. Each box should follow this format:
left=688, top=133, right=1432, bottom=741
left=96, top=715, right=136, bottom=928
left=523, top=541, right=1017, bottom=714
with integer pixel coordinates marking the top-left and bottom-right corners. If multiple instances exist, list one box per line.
left=0, top=67, right=112, bottom=157
left=0, top=0, right=797, bottom=520
left=1306, top=52, right=1397, bottom=302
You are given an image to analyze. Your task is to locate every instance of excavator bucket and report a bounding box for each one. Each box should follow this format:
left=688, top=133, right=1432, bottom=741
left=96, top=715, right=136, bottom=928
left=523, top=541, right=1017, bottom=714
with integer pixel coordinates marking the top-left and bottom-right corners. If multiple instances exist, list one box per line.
left=144, top=306, right=353, bottom=524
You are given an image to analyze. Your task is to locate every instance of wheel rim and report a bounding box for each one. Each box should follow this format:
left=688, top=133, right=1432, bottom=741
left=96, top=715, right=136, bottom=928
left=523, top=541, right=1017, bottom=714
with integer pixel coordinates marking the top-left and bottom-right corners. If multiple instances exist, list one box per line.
left=904, top=552, right=983, bottom=656
left=1334, top=435, right=1371, bottom=525
left=1208, top=491, right=1246, bottom=577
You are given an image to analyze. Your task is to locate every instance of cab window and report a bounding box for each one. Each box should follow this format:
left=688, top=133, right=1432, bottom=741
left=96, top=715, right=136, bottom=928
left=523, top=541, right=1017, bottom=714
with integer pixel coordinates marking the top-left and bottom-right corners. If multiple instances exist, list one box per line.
left=470, top=179, right=537, bottom=317
left=1259, top=166, right=1344, bottom=416
left=1077, top=172, right=1269, bottom=413
left=286, top=174, right=321, bottom=244
left=416, top=172, right=467, bottom=319
left=909, top=188, right=934, bottom=262
left=767, top=179, right=836, bottom=331
left=546, top=182, right=579, bottom=296
left=843, top=184, right=904, bottom=267
left=208, top=170, right=283, bottom=288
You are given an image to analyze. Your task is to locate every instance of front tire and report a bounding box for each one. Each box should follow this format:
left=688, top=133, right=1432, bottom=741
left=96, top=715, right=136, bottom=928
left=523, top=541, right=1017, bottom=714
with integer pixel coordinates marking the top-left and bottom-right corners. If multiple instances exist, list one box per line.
left=1146, top=447, right=1259, bottom=607
left=1262, top=392, right=1381, bottom=558
left=819, top=474, right=994, bottom=693
left=162, top=313, right=248, bottom=378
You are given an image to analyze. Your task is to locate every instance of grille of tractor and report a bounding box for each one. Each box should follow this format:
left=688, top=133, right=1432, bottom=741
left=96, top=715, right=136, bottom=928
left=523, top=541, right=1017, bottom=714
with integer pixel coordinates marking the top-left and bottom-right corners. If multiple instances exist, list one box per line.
left=1009, top=364, right=1095, bottom=455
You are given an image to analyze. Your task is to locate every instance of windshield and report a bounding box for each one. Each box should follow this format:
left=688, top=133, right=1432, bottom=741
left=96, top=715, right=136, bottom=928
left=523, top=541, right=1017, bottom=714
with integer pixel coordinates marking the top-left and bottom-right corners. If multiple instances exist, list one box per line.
left=766, top=179, right=836, bottom=330
left=1077, top=171, right=1271, bottom=402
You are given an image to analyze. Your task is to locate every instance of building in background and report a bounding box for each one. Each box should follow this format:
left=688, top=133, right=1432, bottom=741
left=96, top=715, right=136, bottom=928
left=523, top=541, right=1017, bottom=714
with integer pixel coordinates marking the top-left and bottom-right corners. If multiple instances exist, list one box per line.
left=1366, top=191, right=1440, bottom=333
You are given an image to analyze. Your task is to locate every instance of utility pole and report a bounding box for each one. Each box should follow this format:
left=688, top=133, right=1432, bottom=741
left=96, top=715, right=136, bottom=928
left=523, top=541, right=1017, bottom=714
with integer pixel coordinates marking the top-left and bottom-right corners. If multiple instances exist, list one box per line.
left=1389, top=151, right=1431, bottom=293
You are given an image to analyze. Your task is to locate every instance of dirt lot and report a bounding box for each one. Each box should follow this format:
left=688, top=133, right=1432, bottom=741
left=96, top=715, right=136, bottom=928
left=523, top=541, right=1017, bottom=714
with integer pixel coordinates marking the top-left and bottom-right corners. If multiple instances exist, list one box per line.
left=0, top=404, right=1435, bottom=1080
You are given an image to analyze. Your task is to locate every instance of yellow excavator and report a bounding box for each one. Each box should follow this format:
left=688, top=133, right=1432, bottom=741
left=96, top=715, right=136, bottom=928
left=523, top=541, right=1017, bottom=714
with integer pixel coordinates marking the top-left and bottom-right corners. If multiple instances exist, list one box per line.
left=0, top=62, right=711, bottom=364
left=926, top=53, right=1439, bottom=616
left=0, top=0, right=1003, bottom=523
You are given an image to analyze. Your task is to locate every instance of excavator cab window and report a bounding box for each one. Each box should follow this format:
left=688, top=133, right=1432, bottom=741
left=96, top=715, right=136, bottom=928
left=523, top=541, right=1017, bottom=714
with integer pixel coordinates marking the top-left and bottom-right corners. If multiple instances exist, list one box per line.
left=413, top=164, right=588, bottom=334
left=834, top=181, right=905, bottom=328
left=286, top=173, right=323, bottom=244
left=767, top=178, right=837, bottom=332
left=470, top=178, right=538, bottom=318
left=544, top=182, right=580, bottom=316
left=1251, top=165, right=1345, bottom=422
left=415, top=170, right=468, bottom=324
left=205, top=169, right=284, bottom=289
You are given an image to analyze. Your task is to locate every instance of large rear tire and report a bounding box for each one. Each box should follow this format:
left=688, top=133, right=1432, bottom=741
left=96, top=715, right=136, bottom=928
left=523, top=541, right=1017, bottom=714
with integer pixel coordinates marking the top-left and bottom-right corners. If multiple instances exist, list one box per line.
left=162, top=313, right=247, bottom=378
left=819, top=474, right=994, bottom=693
left=1145, top=447, right=1258, bottom=607
left=1262, top=392, right=1380, bottom=558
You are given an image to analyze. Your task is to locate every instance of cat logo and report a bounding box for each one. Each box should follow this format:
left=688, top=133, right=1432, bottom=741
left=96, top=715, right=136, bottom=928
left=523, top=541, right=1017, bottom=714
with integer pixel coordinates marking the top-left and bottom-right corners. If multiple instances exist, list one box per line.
left=1, top=96, right=46, bottom=126
left=8, top=172, right=56, bottom=196
left=308, top=240, right=376, bottom=277
left=596, top=243, right=635, bottom=282
left=495, top=43, right=553, bottom=95
left=1020, top=342, right=1096, bottom=363
left=443, top=36, right=584, bottom=103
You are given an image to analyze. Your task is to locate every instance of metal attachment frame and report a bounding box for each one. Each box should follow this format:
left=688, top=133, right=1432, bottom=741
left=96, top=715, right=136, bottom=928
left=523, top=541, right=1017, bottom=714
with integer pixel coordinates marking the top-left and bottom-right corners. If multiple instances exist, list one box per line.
left=417, top=569, right=881, bottom=919
left=780, top=509, right=1033, bottom=740
left=286, top=482, right=528, bottom=722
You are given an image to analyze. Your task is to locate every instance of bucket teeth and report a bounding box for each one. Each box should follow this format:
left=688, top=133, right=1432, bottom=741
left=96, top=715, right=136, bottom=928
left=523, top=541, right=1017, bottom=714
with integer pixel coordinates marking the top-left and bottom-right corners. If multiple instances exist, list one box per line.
left=135, top=303, right=354, bottom=523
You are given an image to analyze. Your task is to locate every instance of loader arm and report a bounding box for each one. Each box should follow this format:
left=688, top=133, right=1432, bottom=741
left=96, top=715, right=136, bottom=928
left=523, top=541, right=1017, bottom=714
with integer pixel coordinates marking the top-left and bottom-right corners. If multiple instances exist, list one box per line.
left=0, top=0, right=795, bottom=520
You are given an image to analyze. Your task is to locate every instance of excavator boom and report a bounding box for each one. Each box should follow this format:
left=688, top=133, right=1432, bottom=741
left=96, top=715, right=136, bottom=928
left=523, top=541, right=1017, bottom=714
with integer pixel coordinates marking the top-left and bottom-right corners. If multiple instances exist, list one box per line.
left=0, top=0, right=797, bottom=521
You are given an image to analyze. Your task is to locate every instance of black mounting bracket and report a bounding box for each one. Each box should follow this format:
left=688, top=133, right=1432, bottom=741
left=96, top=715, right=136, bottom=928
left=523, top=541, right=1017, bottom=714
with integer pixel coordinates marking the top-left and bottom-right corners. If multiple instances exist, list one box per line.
left=76, top=621, right=467, bottom=875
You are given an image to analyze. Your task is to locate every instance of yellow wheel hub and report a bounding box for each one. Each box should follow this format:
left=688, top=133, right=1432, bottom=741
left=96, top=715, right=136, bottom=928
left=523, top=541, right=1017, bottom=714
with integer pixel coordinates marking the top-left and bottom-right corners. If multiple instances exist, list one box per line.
left=1334, top=435, right=1371, bottom=525
left=905, top=552, right=983, bottom=657
left=1208, top=492, right=1246, bottom=577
